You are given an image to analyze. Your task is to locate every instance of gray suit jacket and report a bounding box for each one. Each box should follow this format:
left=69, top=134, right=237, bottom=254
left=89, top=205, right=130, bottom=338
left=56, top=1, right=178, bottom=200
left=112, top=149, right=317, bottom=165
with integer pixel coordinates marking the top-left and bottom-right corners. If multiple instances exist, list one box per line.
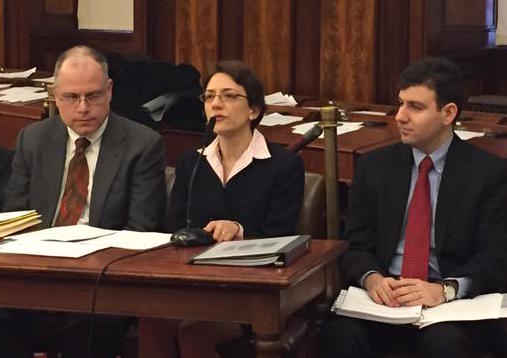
left=341, top=135, right=507, bottom=297
left=3, top=111, right=167, bottom=231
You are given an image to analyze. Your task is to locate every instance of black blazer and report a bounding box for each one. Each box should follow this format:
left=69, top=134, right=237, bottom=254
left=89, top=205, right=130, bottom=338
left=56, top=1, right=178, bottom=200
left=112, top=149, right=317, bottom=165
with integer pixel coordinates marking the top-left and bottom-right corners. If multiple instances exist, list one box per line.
left=3, top=112, right=167, bottom=231
left=167, top=142, right=305, bottom=238
left=341, top=135, right=507, bottom=297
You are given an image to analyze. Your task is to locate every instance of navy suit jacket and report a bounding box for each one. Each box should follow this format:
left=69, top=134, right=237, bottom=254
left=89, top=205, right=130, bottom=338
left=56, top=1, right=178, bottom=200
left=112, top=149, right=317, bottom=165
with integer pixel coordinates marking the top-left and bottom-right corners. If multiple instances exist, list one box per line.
left=3, top=111, right=167, bottom=231
left=341, top=135, right=507, bottom=297
left=167, top=142, right=304, bottom=238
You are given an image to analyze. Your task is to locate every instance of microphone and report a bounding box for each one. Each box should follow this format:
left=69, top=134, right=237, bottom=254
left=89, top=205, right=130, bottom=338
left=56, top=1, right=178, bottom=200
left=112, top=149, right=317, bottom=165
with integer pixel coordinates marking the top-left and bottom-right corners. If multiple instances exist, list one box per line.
left=171, top=117, right=217, bottom=246
left=287, top=124, right=323, bottom=153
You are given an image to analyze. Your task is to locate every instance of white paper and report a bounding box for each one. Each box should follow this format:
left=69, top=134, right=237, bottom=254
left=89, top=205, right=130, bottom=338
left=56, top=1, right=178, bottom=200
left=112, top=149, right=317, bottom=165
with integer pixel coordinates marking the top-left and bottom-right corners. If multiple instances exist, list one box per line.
left=420, top=293, right=502, bottom=328
left=0, top=239, right=109, bottom=258
left=350, top=110, right=386, bottom=116
left=83, top=230, right=173, bottom=250
left=264, top=92, right=298, bottom=106
left=0, top=84, right=11, bottom=89
left=332, top=286, right=422, bottom=324
left=0, top=210, right=37, bottom=223
left=292, top=121, right=363, bottom=138
left=32, top=76, right=55, bottom=83
left=0, top=86, right=48, bottom=103
left=0, top=67, right=37, bottom=79
left=7, top=225, right=116, bottom=242
left=261, top=112, right=303, bottom=126
left=454, top=130, right=485, bottom=140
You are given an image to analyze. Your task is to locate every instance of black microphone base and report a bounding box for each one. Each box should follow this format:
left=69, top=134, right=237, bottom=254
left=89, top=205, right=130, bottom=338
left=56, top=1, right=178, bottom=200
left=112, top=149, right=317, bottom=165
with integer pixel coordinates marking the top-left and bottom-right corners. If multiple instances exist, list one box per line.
left=171, top=228, right=215, bottom=247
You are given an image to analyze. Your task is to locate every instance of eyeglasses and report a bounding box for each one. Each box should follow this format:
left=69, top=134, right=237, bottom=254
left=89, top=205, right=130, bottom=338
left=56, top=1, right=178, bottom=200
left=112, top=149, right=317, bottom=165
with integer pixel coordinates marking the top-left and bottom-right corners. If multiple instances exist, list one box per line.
left=57, top=90, right=107, bottom=106
left=199, top=91, right=248, bottom=103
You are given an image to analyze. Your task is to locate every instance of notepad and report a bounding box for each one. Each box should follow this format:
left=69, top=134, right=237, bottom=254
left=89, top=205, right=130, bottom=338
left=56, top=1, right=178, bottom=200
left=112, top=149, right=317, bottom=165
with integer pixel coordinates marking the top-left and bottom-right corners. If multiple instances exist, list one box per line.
left=332, top=286, right=504, bottom=328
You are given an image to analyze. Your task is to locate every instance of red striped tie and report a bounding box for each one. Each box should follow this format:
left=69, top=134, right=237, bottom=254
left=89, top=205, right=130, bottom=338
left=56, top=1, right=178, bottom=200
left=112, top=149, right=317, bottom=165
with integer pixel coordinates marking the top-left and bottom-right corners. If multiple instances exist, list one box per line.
left=54, top=137, right=90, bottom=226
left=401, top=156, right=433, bottom=280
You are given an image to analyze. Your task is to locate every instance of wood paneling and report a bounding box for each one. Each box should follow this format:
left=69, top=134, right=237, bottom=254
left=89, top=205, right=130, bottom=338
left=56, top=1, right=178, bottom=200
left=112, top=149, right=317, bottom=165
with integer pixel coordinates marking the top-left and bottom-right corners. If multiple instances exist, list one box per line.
left=320, top=0, right=375, bottom=102
left=147, top=0, right=176, bottom=62
left=1, top=0, right=505, bottom=107
left=0, top=0, right=4, bottom=66
left=175, top=0, right=218, bottom=77
left=243, top=0, right=292, bottom=94
left=44, top=0, right=75, bottom=14
left=219, top=0, right=244, bottom=61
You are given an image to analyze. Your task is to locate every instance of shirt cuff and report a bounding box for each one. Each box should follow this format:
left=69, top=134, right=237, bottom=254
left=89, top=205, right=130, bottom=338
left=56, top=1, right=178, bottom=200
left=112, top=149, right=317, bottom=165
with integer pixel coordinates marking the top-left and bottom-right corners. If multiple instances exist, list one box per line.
left=233, top=221, right=244, bottom=240
left=444, top=276, right=471, bottom=299
left=359, top=270, right=379, bottom=289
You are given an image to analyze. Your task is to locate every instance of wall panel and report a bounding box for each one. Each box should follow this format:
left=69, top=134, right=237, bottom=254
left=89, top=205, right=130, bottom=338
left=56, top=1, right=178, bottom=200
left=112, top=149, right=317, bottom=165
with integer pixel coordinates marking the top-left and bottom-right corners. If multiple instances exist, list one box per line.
left=175, top=0, right=218, bottom=77
left=243, top=0, right=292, bottom=94
left=320, top=0, right=376, bottom=102
left=1, top=0, right=505, bottom=106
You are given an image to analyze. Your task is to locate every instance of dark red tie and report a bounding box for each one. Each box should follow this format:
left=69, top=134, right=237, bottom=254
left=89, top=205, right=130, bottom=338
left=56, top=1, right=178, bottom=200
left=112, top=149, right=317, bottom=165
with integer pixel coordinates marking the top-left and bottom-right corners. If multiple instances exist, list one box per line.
left=401, top=156, right=433, bottom=280
left=54, top=137, right=91, bottom=226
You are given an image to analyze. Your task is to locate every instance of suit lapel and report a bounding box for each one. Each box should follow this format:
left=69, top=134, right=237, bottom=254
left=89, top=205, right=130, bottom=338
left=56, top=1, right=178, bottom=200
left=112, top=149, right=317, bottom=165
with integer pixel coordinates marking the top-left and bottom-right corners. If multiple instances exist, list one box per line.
left=89, top=114, right=125, bottom=226
left=435, top=135, right=470, bottom=254
left=385, top=145, right=413, bottom=259
left=42, top=118, right=67, bottom=226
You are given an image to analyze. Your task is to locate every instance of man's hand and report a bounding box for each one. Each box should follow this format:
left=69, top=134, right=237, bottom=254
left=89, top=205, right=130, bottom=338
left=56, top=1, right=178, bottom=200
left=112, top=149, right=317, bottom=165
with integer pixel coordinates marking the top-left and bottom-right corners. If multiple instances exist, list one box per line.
left=391, top=278, right=445, bottom=307
left=203, top=220, right=241, bottom=242
left=363, top=273, right=400, bottom=307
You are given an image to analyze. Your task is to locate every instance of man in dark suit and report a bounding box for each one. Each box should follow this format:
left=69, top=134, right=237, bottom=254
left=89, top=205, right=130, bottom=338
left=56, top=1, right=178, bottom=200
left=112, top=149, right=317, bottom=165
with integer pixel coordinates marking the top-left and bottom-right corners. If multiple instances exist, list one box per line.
left=3, top=46, right=166, bottom=230
left=319, top=57, right=507, bottom=357
left=1, top=46, right=166, bottom=358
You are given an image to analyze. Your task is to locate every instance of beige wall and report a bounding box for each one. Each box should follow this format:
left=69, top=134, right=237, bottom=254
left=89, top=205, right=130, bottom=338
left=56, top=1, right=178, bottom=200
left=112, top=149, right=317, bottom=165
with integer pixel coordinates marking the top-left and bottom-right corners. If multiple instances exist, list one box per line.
left=497, top=0, right=507, bottom=44
left=78, top=0, right=134, bottom=31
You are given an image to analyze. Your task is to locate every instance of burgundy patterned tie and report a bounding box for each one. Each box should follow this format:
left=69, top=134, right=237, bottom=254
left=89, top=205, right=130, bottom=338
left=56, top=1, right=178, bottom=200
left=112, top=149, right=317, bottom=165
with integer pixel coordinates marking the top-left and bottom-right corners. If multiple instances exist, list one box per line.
left=54, top=137, right=91, bottom=226
left=401, top=156, right=433, bottom=280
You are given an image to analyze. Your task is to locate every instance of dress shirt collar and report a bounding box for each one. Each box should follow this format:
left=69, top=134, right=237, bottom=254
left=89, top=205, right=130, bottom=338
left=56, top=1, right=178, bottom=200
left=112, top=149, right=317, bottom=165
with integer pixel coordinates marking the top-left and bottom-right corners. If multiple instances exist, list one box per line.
left=66, top=116, right=109, bottom=146
left=201, top=129, right=271, bottom=186
left=411, top=135, right=452, bottom=174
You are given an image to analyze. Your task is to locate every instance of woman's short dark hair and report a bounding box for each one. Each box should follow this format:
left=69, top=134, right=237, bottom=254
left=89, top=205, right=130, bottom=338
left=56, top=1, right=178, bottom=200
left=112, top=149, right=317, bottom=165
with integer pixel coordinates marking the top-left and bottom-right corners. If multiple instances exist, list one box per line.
left=399, top=57, right=464, bottom=121
left=202, top=60, right=266, bottom=129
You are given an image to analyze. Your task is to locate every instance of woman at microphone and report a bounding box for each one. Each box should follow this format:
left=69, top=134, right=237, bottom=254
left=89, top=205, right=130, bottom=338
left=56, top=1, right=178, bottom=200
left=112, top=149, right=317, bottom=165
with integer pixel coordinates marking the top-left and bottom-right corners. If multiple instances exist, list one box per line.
left=167, top=60, right=304, bottom=241
left=139, top=61, right=305, bottom=358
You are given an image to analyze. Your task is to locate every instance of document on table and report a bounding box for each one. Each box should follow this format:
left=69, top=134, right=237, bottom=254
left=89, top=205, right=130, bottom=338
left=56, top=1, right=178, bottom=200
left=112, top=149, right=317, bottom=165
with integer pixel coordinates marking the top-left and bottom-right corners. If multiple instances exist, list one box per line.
left=0, top=239, right=110, bottom=258
left=265, top=91, right=298, bottom=106
left=292, top=121, right=363, bottom=138
left=6, top=225, right=116, bottom=242
left=350, top=110, right=387, bottom=116
left=83, top=230, right=173, bottom=250
left=0, top=67, right=37, bottom=79
left=0, top=86, right=48, bottom=102
left=261, top=112, right=303, bottom=126
left=454, top=129, right=485, bottom=140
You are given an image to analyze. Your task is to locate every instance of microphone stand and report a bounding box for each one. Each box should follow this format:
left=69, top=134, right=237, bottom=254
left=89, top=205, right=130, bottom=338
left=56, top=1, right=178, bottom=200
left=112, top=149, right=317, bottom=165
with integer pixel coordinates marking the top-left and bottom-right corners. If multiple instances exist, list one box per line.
left=171, top=117, right=217, bottom=246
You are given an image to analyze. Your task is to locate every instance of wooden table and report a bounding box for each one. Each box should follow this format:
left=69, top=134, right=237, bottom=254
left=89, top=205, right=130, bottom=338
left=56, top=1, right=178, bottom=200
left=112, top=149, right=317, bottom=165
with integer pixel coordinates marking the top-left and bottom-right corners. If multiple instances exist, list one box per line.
left=0, top=101, right=46, bottom=148
left=0, top=239, right=346, bottom=357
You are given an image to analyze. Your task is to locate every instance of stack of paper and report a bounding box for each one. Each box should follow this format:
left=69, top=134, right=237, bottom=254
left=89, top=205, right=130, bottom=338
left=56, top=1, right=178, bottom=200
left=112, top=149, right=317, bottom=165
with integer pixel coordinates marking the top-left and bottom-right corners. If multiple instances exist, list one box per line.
left=292, top=121, right=363, bottom=138
left=265, top=92, right=298, bottom=106
left=261, top=112, right=303, bottom=126
left=0, top=210, right=42, bottom=238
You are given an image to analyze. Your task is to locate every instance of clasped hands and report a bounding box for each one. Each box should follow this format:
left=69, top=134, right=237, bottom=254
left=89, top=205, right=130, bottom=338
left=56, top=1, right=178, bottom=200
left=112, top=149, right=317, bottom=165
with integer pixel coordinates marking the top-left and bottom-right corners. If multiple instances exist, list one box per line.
left=203, top=220, right=241, bottom=242
left=364, top=272, right=445, bottom=308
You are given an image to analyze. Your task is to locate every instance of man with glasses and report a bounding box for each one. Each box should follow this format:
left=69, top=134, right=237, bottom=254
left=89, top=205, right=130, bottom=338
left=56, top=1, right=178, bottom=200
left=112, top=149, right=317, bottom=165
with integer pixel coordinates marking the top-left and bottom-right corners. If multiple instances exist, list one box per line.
left=1, top=46, right=166, bottom=357
left=4, top=45, right=166, bottom=231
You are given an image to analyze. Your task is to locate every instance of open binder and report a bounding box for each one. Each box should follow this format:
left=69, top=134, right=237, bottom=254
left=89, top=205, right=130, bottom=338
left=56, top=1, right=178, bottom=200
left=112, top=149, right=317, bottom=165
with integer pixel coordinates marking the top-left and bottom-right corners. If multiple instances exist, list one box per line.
left=190, top=235, right=311, bottom=267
